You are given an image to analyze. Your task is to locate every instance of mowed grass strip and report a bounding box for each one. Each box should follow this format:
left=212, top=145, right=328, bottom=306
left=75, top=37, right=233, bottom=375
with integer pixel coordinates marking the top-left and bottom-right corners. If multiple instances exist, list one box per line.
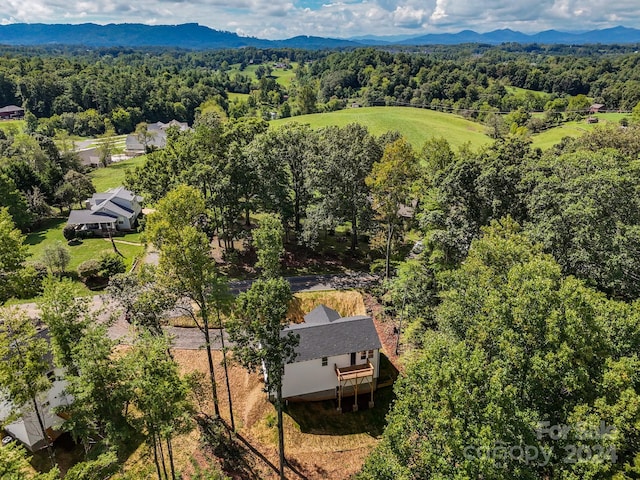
left=271, top=106, right=492, bottom=150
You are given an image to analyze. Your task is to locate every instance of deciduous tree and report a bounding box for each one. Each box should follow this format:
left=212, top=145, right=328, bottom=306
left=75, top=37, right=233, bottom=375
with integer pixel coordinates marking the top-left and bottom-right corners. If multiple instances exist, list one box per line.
left=366, top=137, right=420, bottom=279
left=229, top=278, right=298, bottom=480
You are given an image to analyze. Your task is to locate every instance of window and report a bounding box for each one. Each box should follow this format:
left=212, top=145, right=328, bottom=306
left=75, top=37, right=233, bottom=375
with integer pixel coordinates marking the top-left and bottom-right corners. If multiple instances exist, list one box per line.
left=367, top=350, right=374, bottom=359
left=322, top=357, right=328, bottom=366
left=360, top=351, right=367, bottom=360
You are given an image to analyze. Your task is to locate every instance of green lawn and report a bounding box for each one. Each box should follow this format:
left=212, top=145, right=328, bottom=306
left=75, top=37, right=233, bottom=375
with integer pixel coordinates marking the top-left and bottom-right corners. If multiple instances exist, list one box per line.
left=0, top=119, right=24, bottom=133
left=530, top=113, right=630, bottom=150
left=271, top=106, right=492, bottom=150
left=273, top=65, right=297, bottom=87
left=228, top=92, right=250, bottom=102
left=227, top=62, right=297, bottom=87
left=23, top=217, right=145, bottom=297
left=89, top=155, right=147, bottom=192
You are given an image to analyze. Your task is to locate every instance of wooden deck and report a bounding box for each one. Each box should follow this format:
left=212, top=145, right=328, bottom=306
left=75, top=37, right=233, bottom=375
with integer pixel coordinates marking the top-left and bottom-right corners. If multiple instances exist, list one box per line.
left=335, top=361, right=375, bottom=413
left=335, top=362, right=374, bottom=381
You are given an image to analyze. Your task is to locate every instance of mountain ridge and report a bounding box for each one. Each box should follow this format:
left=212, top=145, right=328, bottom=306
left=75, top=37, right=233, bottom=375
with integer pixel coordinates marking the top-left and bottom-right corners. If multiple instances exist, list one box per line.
left=1, top=23, right=640, bottom=49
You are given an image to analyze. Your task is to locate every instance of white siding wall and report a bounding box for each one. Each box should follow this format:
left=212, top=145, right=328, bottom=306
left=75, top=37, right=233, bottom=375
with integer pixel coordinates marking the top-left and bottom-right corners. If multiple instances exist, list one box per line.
left=281, top=350, right=380, bottom=399
left=1, top=368, right=72, bottom=451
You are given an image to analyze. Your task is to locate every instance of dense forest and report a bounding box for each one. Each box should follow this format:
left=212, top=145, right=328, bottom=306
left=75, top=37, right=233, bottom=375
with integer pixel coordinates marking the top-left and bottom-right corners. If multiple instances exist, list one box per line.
left=1, top=43, right=640, bottom=479
left=2, top=43, right=640, bottom=138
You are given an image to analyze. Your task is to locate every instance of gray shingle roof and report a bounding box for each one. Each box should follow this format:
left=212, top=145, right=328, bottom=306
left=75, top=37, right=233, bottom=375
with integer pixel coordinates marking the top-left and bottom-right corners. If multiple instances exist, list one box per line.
left=283, top=309, right=382, bottom=363
left=0, top=105, right=24, bottom=113
left=67, top=210, right=117, bottom=225
left=303, top=304, right=341, bottom=324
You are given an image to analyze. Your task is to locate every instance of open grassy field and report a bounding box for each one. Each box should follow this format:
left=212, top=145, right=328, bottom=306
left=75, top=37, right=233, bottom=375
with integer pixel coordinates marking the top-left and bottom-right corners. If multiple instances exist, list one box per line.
left=530, top=113, right=630, bottom=150
left=89, top=155, right=147, bottom=192
left=271, top=106, right=492, bottom=150
left=228, top=62, right=298, bottom=88
left=228, top=92, right=251, bottom=102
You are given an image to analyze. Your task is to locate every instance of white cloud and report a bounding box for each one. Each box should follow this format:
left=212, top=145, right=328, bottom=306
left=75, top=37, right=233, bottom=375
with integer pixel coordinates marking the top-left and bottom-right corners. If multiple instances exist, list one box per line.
left=2, top=0, right=640, bottom=38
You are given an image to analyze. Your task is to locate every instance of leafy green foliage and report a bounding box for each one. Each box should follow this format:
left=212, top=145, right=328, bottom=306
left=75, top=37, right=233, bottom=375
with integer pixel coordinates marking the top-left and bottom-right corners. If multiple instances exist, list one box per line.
left=41, top=240, right=70, bottom=276
left=523, top=148, right=640, bottom=299
left=304, top=123, right=382, bottom=250
left=229, top=277, right=298, bottom=479
left=0, top=207, right=29, bottom=304
left=366, top=137, right=420, bottom=278
left=39, top=276, right=90, bottom=374
left=253, top=214, right=285, bottom=278
left=0, top=441, right=59, bottom=480
left=362, top=220, right=640, bottom=479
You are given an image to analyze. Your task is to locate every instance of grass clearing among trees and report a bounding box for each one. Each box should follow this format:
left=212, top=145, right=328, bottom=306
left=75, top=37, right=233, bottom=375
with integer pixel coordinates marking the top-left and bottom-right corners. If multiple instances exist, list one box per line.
left=89, top=155, right=147, bottom=192
left=530, top=112, right=631, bottom=150
left=272, top=106, right=492, bottom=150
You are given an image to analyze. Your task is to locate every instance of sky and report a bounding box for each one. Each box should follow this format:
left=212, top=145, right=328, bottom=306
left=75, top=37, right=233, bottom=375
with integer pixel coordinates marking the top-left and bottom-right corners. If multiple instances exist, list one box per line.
left=1, top=0, right=639, bottom=40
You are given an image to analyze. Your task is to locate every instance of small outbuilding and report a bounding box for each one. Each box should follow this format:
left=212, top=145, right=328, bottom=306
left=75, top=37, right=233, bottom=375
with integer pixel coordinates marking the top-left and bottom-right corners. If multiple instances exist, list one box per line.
left=278, top=305, right=382, bottom=412
left=0, top=105, right=25, bottom=119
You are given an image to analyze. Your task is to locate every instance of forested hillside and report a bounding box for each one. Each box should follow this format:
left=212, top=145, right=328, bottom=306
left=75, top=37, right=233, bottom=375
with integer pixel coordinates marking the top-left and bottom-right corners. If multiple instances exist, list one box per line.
left=1, top=42, right=639, bottom=479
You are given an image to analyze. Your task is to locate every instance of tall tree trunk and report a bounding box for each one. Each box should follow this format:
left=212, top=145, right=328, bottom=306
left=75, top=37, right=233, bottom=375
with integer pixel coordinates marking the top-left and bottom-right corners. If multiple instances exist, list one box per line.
left=351, top=211, right=358, bottom=251
left=32, top=397, right=56, bottom=469
left=276, top=383, right=286, bottom=480
left=294, top=193, right=301, bottom=232
left=245, top=206, right=251, bottom=227
left=218, top=309, right=235, bottom=431
left=166, top=437, right=177, bottom=480
left=385, top=223, right=394, bottom=280
left=152, top=432, right=163, bottom=480
left=158, top=433, right=169, bottom=480
left=201, top=305, right=221, bottom=418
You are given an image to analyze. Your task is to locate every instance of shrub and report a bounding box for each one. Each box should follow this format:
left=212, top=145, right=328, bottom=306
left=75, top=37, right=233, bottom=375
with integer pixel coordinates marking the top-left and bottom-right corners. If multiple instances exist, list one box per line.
left=63, top=225, right=77, bottom=241
left=98, top=251, right=126, bottom=278
left=77, top=259, right=101, bottom=280
left=42, top=241, right=70, bottom=276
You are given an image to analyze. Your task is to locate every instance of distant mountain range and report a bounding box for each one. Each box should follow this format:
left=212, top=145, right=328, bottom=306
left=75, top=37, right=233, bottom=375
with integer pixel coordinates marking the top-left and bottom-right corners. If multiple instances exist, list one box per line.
left=1, top=23, right=640, bottom=50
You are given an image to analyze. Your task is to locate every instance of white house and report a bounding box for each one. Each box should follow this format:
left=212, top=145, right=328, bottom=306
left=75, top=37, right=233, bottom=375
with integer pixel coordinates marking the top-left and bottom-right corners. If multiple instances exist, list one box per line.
left=0, top=330, right=72, bottom=451
left=67, top=186, right=143, bottom=233
left=279, top=305, right=382, bottom=412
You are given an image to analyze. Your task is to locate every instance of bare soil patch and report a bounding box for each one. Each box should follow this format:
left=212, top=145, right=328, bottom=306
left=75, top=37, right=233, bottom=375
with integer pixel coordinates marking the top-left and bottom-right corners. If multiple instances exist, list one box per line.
left=154, top=348, right=392, bottom=479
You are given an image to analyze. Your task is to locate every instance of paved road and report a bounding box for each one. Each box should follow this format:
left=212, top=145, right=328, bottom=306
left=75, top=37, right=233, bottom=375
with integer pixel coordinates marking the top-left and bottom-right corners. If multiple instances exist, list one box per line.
left=229, top=272, right=380, bottom=294
left=14, top=272, right=379, bottom=350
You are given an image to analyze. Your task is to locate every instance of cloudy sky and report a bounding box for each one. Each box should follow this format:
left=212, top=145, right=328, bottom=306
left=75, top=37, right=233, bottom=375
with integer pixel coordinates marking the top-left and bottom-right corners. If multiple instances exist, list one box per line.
left=1, top=0, right=638, bottom=39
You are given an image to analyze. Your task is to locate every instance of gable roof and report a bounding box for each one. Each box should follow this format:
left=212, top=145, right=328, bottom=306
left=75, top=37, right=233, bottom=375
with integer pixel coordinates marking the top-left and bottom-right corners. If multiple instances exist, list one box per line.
left=284, top=308, right=382, bottom=363
left=92, top=199, right=134, bottom=218
left=93, top=186, right=143, bottom=204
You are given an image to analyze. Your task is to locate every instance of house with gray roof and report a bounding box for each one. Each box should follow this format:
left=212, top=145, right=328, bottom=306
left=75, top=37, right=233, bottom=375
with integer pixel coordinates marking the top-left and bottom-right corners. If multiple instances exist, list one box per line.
left=278, top=305, right=382, bottom=410
left=67, top=186, right=143, bottom=234
left=125, top=120, right=190, bottom=155
left=0, top=105, right=24, bottom=119
left=0, top=328, right=72, bottom=451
